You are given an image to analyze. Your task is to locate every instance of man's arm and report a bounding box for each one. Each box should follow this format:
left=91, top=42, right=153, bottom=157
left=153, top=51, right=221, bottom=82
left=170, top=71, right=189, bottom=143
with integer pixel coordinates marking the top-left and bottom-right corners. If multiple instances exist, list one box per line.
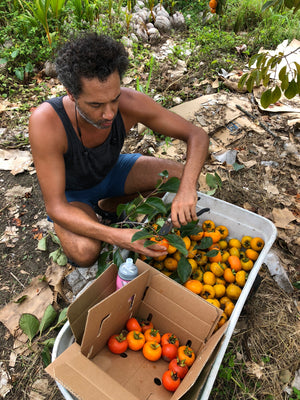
left=29, top=103, right=167, bottom=258
left=120, top=88, right=209, bottom=227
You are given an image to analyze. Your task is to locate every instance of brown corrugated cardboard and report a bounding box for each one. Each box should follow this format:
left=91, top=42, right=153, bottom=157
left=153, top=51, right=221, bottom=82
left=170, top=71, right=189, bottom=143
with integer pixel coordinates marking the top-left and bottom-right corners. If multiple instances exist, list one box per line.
left=46, top=259, right=225, bottom=399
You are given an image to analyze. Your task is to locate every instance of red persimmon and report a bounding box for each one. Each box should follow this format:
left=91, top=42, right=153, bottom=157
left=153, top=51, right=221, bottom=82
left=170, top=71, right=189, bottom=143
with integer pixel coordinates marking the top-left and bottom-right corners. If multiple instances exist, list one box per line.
left=168, top=357, right=188, bottom=379
left=161, top=332, right=180, bottom=348
left=107, top=333, right=128, bottom=354
left=162, top=343, right=178, bottom=362
left=126, top=317, right=142, bottom=332
left=162, top=370, right=181, bottom=392
left=140, top=319, right=154, bottom=333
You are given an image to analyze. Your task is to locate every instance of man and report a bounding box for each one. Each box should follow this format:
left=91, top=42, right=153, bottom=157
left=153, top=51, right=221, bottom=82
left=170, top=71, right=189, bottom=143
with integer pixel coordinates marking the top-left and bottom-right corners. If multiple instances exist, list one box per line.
left=29, top=33, right=209, bottom=267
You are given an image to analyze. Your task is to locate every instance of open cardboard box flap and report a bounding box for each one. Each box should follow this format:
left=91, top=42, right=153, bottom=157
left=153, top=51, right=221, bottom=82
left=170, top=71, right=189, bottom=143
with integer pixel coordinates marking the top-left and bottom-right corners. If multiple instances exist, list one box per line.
left=46, top=260, right=225, bottom=400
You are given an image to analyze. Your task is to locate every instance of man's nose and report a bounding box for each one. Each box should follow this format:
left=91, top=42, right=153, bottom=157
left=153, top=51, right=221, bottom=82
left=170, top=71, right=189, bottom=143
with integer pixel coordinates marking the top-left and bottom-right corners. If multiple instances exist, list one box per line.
left=102, top=103, right=115, bottom=120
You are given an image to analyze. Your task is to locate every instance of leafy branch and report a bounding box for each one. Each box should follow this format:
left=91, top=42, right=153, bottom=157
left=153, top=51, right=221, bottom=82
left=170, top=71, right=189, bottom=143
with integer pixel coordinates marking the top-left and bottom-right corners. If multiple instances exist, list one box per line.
left=19, top=305, right=68, bottom=366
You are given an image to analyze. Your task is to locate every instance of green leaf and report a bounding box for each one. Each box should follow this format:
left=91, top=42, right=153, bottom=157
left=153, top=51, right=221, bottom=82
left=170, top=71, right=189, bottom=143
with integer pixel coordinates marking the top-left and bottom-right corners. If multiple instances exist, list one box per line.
left=97, top=251, right=110, bottom=275
left=206, top=189, right=217, bottom=196
left=42, top=337, right=55, bottom=348
left=113, top=248, right=125, bottom=268
left=206, top=173, right=217, bottom=189
left=158, top=170, right=169, bottom=179
left=233, top=162, right=245, bottom=171
left=25, top=61, right=34, bottom=73
left=37, top=236, right=47, bottom=251
left=57, top=253, right=68, bottom=266
left=157, top=177, right=180, bottom=193
left=19, top=313, right=39, bottom=343
left=246, top=75, right=254, bottom=93
left=57, top=307, right=68, bottom=325
left=279, top=66, right=287, bottom=81
left=238, top=72, right=249, bottom=90
left=248, top=54, right=259, bottom=68
left=14, top=295, right=28, bottom=304
left=177, top=257, right=192, bottom=284
left=196, top=236, right=213, bottom=250
left=144, top=197, right=167, bottom=214
left=49, top=233, right=61, bottom=245
left=260, top=89, right=272, bottom=109
left=206, top=249, right=219, bottom=257
left=165, top=233, right=188, bottom=257
left=180, top=221, right=202, bottom=237
left=11, top=50, right=19, bottom=59
left=39, top=305, right=57, bottom=335
left=284, top=80, right=298, bottom=99
left=131, top=229, right=153, bottom=242
left=271, top=85, right=282, bottom=104
left=206, top=172, right=222, bottom=189
left=0, top=58, right=7, bottom=64
left=41, top=346, right=51, bottom=367
left=49, top=248, right=60, bottom=263
left=15, top=68, right=24, bottom=81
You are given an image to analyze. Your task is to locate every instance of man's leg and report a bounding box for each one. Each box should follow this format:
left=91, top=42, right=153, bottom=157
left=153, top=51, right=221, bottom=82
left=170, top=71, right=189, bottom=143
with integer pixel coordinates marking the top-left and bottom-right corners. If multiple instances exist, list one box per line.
left=100, top=156, right=183, bottom=211
left=53, top=202, right=101, bottom=267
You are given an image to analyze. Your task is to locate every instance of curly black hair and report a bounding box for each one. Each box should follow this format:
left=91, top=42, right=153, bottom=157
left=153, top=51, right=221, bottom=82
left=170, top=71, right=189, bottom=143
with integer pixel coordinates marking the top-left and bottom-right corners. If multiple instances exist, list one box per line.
left=55, top=33, right=129, bottom=98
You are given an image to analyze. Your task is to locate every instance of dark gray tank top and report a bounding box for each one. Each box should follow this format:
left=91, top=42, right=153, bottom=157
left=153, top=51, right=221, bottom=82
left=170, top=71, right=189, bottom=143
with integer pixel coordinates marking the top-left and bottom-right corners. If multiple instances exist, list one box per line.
left=46, top=96, right=126, bottom=190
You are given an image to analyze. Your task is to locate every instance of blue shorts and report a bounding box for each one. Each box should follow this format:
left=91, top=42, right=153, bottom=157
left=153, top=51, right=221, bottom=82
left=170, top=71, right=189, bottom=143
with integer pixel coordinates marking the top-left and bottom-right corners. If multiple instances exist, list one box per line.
left=65, top=153, right=142, bottom=207
left=47, top=153, right=141, bottom=221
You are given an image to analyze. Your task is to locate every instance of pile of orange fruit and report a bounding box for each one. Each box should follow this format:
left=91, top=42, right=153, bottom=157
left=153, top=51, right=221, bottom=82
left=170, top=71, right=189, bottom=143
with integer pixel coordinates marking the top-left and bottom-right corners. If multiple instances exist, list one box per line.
left=209, top=0, right=218, bottom=13
left=146, top=219, right=265, bottom=331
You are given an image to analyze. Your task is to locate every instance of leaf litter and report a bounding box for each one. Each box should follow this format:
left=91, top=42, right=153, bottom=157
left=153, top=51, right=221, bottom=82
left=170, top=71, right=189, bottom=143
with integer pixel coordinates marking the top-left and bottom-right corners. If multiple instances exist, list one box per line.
left=0, top=44, right=299, bottom=400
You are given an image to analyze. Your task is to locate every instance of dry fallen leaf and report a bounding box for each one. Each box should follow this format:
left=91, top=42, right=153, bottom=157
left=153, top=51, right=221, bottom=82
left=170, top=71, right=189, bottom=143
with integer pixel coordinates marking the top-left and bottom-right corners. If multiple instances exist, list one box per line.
left=0, top=276, right=53, bottom=338
left=272, top=207, right=296, bottom=228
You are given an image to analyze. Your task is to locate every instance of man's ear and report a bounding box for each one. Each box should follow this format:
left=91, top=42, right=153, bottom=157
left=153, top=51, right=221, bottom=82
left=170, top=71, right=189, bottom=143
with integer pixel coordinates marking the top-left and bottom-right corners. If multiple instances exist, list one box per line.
left=66, top=90, right=75, bottom=102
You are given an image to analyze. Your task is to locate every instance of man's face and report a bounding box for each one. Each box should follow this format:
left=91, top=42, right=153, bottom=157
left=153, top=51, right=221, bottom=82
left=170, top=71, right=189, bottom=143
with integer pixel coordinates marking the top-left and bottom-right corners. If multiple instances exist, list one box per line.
left=73, top=71, right=121, bottom=130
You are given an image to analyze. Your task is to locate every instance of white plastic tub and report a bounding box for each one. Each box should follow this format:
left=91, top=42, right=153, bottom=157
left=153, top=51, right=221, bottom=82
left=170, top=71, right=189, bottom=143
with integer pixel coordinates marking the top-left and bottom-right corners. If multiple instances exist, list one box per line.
left=52, top=192, right=277, bottom=400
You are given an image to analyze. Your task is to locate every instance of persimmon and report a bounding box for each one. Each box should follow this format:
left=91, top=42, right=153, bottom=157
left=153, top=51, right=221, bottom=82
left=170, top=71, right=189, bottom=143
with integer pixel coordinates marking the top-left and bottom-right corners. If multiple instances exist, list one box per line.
left=126, top=330, right=145, bottom=351
left=210, top=262, right=225, bottom=277
left=209, top=0, right=218, bottom=9
left=201, top=284, right=215, bottom=299
left=144, top=328, right=161, bottom=343
left=228, top=238, right=242, bottom=249
left=227, top=255, right=242, bottom=272
left=213, top=283, right=226, bottom=298
left=250, top=237, right=265, bottom=251
left=245, top=248, right=259, bottom=261
left=206, top=298, right=221, bottom=308
left=223, top=268, right=235, bottom=283
left=202, top=220, right=215, bottom=232
left=235, top=270, right=247, bottom=287
left=241, top=257, right=253, bottom=271
left=226, top=283, right=242, bottom=301
left=215, top=225, right=229, bottom=239
left=203, top=271, right=216, bottom=285
left=178, top=345, right=195, bottom=368
left=204, top=230, right=221, bottom=244
left=164, top=257, right=178, bottom=271
left=241, top=235, right=252, bottom=249
left=143, top=341, right=162, bottom=361
left=184, top=279, right=203, bottom=294
left=224, top=301, right=235, bottom=317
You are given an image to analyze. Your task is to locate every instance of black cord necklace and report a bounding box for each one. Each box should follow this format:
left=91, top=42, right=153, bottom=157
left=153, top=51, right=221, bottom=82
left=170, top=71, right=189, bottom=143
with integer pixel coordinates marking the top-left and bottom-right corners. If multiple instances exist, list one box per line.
left=75, top=104, right=88, bottom=155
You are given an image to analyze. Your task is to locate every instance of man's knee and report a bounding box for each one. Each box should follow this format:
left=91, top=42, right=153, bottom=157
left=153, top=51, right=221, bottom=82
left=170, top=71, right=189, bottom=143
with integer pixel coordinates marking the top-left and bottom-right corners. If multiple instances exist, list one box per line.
left=62, top=238, right=101, bottom=268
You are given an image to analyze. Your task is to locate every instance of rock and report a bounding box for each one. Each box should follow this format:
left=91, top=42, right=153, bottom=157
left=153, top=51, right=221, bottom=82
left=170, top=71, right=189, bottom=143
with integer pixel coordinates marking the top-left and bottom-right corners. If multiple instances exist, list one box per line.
left=170, top=11, right=185, bottom=29
left=154, top=15, right=172, bottom=33
left=44, top=61, right=56, bottom=78
left=148, top=27, right=161, bottom=44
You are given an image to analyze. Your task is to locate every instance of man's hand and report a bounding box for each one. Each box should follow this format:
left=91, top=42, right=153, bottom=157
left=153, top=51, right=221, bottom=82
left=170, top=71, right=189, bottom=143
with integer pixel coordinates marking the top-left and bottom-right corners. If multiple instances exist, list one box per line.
left=115, top=228, right=168, bottom=258
left=170, top=189, right=198, bottom=228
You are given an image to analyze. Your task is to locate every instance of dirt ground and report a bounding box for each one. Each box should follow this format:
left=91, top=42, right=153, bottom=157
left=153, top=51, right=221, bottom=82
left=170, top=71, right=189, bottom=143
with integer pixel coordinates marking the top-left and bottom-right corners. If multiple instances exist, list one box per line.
left=0, top=73, right=300, bottom=398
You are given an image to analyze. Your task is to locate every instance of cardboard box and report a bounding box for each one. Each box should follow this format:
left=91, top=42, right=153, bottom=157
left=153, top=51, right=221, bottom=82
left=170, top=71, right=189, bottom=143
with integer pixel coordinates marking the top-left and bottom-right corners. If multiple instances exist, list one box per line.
left=46, top=260, right=226, bottom=400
